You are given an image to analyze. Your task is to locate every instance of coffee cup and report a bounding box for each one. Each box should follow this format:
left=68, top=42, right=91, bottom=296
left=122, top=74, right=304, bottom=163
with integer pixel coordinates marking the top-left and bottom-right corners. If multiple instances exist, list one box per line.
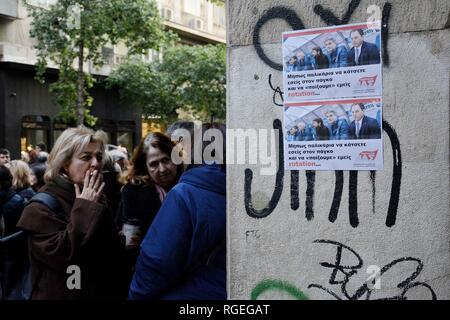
left=122, top=223, right=141, bottom=247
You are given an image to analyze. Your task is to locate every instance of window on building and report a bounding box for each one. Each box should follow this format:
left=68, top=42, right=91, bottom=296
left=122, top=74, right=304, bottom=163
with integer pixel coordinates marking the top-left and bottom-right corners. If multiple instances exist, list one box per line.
left=28, top=0, right=57, bottom=8
left=188, top=18, right=204, bottom=30
left=160, top=7, right=173, bottom=21
left=21, top=115, right=50, bottom=152
left=213, top=5, right=226, bottom=27
left=102, top=46, right=114, bottom=65
left=142, top=49, right=162, bottom=63
left=183, top=0, right=201, bottom=16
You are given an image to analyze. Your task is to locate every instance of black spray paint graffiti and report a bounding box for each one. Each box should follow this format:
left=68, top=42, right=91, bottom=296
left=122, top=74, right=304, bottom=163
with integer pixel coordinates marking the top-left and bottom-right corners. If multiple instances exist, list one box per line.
left=245, top=119, right=284, bottom=219
left=268, top=74, right=284, bottom=107
left=313, top=0, right=361, bottom=26
left=244, top=117, right=402, bottom=227
left=307, top=239, right=437, bottom=300
left=381, top=3, right=392, bottom=66
left=370, top=170, right=376, bottom=214
left=252, top=1, right=392, bottom=71
left=253, top=7, right=304, bottom=71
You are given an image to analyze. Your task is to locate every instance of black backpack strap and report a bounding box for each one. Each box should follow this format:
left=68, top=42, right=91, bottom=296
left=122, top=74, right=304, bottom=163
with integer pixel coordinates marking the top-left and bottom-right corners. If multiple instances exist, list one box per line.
left=28, top=192, right=63, bottom=218
left=0, top=230, right=24, bottom=244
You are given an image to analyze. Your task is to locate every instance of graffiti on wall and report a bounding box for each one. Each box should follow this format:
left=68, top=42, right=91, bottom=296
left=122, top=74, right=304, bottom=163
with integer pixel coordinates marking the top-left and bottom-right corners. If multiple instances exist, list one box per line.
left=251, top=279, right=309, bottom=300
left=240, top=0, right=440, bottom=301
left=244, top=113, right=402, bottom=227
left=308, top=239, right=437, bottom=300
left=251, top=239, right=437, bottom=300
left=246, top=1, right=401, bottom=228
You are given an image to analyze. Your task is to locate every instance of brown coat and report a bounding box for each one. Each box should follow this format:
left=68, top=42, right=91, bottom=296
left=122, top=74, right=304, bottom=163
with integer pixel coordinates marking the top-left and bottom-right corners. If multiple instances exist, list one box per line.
left=17, top=176, right=127, bottom=300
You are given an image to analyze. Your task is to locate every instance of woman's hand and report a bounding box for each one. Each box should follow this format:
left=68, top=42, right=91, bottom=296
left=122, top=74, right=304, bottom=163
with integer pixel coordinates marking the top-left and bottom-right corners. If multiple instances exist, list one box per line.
left=74, top=169, right=105, bottom=202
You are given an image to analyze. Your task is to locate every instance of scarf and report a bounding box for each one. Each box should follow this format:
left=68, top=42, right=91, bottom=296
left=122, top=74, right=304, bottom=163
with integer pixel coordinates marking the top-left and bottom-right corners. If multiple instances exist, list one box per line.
left=154, top=184, right=167, bottom=203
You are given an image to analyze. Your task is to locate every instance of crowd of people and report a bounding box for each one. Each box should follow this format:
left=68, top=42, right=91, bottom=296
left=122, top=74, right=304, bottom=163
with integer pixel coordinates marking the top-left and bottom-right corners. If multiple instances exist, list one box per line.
left=285, top=29, right=381, bottom=71
left=286, top=103, right=382, bottom=142
left=0, top=121, right=226, bottom=300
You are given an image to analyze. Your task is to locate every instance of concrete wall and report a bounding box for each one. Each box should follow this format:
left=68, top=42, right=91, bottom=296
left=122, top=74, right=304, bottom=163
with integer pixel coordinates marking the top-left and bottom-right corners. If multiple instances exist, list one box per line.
left=227, top=0, right=450, bottom=300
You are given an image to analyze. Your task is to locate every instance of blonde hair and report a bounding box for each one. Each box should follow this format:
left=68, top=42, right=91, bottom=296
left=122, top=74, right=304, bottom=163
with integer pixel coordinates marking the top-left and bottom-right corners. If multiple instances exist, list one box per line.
left=8, top=160, right=33, bottom=190
left=44, top=127, right=105, bottom=183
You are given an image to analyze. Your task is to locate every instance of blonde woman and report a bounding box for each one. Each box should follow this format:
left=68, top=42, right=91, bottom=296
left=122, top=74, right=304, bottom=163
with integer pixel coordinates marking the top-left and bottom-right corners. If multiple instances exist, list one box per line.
left=17, top=127, right=127, bottom=300
left=7, top=160, right=36, bottom=202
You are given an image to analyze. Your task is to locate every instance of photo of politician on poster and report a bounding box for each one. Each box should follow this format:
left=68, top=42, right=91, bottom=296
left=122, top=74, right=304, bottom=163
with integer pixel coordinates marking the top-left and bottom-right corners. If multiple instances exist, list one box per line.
left=282, top=21, right=382, bottom=103
left=284, top=98, right=383, bottom=170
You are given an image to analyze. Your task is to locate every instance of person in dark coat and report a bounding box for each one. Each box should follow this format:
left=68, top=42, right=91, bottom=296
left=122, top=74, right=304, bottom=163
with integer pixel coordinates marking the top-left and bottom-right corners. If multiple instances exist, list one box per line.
left=347, top=29, right=381, bottom=66
left=29, top=152, right=48, bottom=192
left=295, top=122, right=313, bottom=141
left=0, top=164, right=29, bottom=300
left=348, top=103, right=381, bottom=139
left=35, top=143, right=47, bottom=154
left=294, top=50, right=312, bottom=71
left=325, top=110, right=350, bottom=140
left=285, top=56, right=298, bottom=72
left=324, top=37, right=348, bottom=68
left=117, top=132, right=183, bottom=284
left=7, top=160, right=36, bottom=202
left=311, top=118, right=330, bottom=141
left=129, top=123, right=226, bottom=300
left=101, top=152, right=122, bottom=220
left=17, top=127, right=127, bottom=300
left=311, top=47, right=329, bottom=69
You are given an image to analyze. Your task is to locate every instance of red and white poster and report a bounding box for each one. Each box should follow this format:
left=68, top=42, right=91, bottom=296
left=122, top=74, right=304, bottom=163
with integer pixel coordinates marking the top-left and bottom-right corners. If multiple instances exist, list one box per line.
left=282, top=21, right=382, bottom=102
left=284, top=98, right=383, bottom=170
left=282, top=22, right=383, bottom=171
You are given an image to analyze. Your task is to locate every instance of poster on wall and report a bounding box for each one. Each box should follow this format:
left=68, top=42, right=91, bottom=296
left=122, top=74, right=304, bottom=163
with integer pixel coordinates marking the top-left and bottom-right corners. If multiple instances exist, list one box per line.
left=282, top=21, right=383, bottom=171
left=284, top=98, right=383, bottom=170
left=282, top=21, right=382, bottom=102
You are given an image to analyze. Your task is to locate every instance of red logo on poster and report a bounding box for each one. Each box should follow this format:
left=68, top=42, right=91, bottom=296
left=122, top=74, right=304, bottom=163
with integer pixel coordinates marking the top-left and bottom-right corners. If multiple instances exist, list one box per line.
left=358, top=75, right=377, bottom=86
left=359, top=149, right=378, bottom=160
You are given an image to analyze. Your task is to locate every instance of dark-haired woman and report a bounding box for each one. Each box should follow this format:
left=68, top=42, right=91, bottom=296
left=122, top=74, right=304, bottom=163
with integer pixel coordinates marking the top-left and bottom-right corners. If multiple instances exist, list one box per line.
left=312, top=118, right=330, bottom=141
left=117, top=132, right=183, bottom=278
left=311, top=47, right=329, bottom=69
left=129, top=123, right=226, bottom=300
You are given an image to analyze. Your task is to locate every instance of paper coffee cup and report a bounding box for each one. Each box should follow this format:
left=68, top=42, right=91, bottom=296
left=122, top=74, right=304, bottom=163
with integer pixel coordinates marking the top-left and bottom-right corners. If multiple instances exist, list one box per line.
left=122, top=223, right=140, bottom=247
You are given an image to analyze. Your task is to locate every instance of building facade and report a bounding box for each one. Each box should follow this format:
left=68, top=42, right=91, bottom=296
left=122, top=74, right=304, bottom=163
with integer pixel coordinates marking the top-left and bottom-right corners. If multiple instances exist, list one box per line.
left=143, top=0, right=226, bottom=135
left=0, top=0, right=226, bottom=158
